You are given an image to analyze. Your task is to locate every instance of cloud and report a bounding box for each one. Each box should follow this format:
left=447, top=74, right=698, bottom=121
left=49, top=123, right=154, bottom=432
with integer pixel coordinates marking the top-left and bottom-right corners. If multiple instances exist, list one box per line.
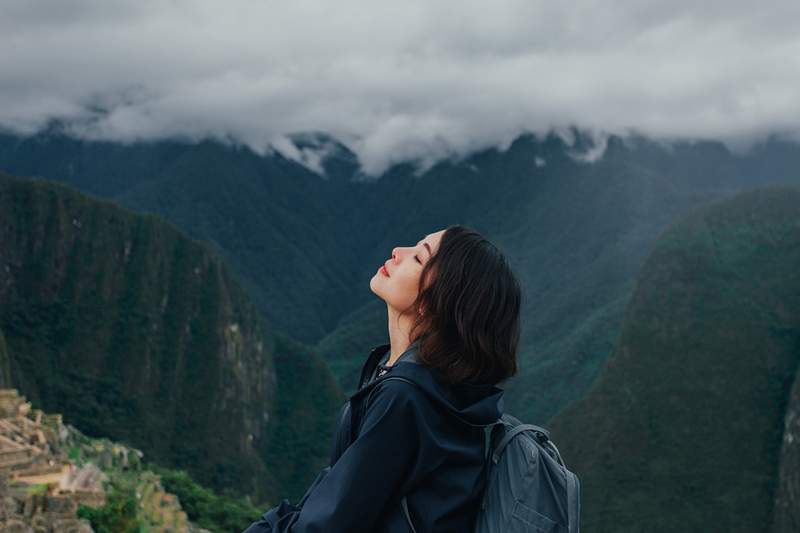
left=267, top=133, right=344, bottom=176
left=2, top=0, right=800, bottom=175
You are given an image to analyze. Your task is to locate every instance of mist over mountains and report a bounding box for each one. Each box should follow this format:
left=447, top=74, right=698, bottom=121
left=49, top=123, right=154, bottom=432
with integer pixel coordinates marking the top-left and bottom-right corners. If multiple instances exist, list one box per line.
left=6, top=2, right=800, bottom=177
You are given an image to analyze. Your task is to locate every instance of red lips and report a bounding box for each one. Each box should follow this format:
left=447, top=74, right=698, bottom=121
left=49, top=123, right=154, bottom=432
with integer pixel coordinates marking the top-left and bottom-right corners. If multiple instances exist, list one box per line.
left=380, top=262, right=390, bottom=277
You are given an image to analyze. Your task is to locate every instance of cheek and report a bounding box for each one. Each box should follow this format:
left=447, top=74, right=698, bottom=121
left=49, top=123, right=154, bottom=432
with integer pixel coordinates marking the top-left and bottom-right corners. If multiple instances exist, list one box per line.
left=392, top=272, right=421, bottom=299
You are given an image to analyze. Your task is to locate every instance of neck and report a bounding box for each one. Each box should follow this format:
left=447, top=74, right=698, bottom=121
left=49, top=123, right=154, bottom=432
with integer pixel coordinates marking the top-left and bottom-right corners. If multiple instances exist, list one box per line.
left=386, top=305, right=415, bottom=366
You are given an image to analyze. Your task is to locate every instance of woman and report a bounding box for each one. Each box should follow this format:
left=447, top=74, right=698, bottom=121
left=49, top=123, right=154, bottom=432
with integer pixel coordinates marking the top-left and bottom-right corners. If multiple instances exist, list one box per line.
left=244, top=224, right=521, bottom=533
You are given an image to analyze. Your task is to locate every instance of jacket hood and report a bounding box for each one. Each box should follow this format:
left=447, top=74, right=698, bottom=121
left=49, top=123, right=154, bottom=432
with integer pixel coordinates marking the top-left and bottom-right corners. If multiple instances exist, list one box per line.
left=353, top=340, right=504, bottom=428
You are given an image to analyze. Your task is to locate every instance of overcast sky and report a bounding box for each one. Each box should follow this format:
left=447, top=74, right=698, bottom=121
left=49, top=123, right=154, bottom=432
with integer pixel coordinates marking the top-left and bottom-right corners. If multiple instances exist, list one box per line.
left=2, top=0, right=800, bottom=175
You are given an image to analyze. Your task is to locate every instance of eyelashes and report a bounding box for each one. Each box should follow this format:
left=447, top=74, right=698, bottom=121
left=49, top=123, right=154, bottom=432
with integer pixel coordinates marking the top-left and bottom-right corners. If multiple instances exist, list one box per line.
left=415, top=256, right=421, bottom=264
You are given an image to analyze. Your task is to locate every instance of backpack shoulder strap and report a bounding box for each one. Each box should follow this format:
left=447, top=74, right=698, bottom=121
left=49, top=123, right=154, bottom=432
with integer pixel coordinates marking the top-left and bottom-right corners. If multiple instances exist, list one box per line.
left=566, top=470, right=579, bottom=533
left=491, top=423, right=550, bottom=463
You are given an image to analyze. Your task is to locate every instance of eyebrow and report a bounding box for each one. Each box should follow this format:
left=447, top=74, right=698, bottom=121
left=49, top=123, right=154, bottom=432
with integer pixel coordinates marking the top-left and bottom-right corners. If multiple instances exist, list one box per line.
left=417, top=239, right=432, bottom=260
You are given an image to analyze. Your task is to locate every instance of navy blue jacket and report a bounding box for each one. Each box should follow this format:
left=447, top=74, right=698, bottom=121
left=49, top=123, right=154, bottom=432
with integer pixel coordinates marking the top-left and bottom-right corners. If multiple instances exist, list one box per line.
left=243, top=339, right=504, bottom=533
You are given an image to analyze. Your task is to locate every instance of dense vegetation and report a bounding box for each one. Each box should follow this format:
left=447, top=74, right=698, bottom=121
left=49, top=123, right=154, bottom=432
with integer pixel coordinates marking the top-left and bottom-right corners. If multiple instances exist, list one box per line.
left=548, top=186, right=800, bottom=532
left=77, top=480, right=141, bottom=533
left=0, top=172, right=342, bottom=505
left=4, top=130, right=800, bottom=426
left=151, top=466, right=262, bottom=532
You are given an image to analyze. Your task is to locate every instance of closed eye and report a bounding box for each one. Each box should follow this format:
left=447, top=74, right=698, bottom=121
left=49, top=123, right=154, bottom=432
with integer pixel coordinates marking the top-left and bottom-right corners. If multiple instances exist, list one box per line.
left=415, top=256, right=421, bottom=264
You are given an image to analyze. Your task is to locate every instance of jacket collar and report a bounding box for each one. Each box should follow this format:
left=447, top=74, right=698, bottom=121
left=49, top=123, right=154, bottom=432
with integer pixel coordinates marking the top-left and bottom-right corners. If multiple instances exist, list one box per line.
left=353, top=338, right=504, bottom=428
left=357, top=343, right=392, bottom=390
left=358, top=338, right=423, bottom=390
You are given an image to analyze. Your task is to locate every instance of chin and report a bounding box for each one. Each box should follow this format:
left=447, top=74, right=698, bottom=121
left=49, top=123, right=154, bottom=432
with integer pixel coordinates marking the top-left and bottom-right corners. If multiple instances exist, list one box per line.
left=369, top=276, right=382, bottom=296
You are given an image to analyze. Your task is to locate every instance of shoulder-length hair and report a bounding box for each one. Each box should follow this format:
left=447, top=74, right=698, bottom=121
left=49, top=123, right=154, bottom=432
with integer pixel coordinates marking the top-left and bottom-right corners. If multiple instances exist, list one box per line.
left=405, top=224, right=521, bottom=386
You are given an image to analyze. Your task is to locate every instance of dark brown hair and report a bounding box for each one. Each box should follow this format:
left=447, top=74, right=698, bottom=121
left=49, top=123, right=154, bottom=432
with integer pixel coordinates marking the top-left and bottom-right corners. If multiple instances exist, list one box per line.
left=403, top=224, right=521, bottom=386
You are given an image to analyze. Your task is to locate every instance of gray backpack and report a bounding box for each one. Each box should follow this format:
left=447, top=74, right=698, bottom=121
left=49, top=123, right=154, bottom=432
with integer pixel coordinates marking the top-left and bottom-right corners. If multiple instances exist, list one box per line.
left=472, top=413, right=580, bottom=532
left=400, top=406, right=580, bottom=533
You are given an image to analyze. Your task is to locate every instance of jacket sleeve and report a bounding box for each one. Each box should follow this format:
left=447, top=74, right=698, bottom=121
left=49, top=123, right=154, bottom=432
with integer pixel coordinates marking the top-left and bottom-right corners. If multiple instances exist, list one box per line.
left=242, top=380, right=430, bottom=533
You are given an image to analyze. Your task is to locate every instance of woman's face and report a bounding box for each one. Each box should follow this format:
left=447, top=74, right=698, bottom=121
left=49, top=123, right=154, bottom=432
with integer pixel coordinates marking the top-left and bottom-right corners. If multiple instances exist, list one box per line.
left=370, top=229, right=446, bottom=315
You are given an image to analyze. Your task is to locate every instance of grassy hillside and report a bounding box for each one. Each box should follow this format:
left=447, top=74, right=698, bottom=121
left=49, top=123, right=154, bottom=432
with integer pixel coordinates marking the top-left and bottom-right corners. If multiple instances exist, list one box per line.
left=0, top=172, right=343, bottom=505
left=548, top=186, right=800, bottom=532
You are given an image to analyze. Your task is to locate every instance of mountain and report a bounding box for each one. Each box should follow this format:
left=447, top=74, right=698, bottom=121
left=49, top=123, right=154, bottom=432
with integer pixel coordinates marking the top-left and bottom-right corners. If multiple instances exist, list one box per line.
left=0, top=131, right=368, bottom=344
left=548, top=186, right=800, bottom=532
left=0, top=172, right=343, bottom=505
left=3, top=129, right=800, bottom=426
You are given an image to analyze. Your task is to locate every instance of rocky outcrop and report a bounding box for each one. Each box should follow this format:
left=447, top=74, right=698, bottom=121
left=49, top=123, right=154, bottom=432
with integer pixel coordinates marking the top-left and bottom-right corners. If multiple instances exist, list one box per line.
left=0, top=388, right=99, bottom=532
left=0, top=386, right=219, bottom=532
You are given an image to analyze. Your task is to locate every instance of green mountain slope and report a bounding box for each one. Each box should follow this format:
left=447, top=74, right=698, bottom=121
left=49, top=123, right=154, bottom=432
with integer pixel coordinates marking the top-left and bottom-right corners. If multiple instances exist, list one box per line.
left=548, top=186, right=800, bottom=532
left=4, top=130, right=800, bottom=426
left=0, top=172, right=343, bottom=505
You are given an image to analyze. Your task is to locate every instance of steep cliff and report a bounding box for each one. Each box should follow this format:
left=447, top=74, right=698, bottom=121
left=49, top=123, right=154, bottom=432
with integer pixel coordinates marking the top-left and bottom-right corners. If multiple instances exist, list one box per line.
left=549, top=186, right=800, bottom=532
left=0, top=172, right=343, bottom=504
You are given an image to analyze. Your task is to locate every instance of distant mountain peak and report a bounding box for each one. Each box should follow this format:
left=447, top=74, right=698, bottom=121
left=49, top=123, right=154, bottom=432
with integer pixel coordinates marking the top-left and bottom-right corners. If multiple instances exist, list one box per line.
left=267, top=131, right=361, bottom=180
